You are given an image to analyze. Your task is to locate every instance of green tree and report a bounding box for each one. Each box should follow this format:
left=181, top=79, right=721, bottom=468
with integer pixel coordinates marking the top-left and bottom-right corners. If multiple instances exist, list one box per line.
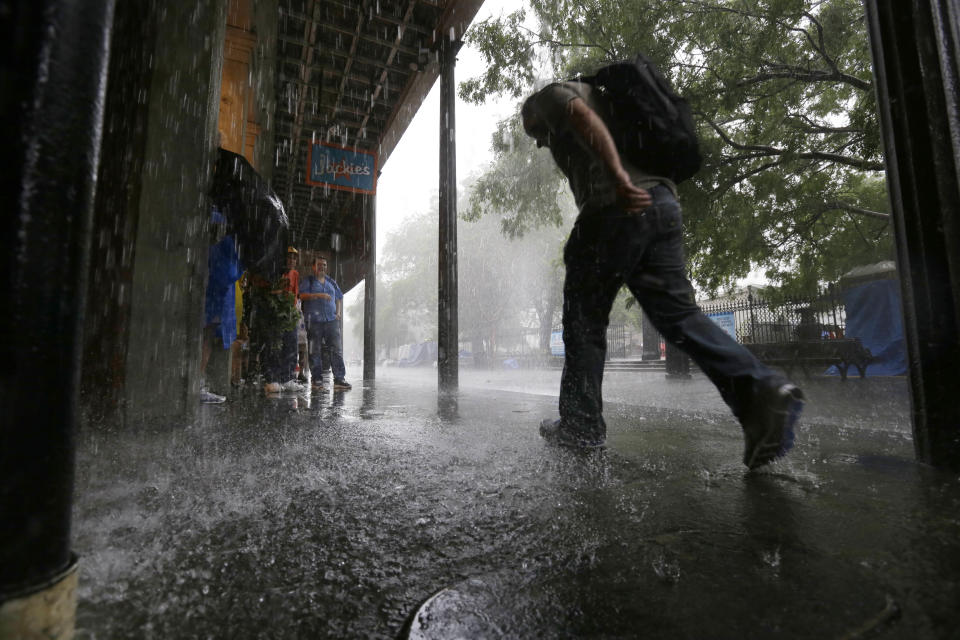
left=350, top=205, right=439, bottom=359
left=351, top=178, right=572, bottom=360
left=462, top=0, right=893, bottom=295
left=465, top=115, right=570, bottom=236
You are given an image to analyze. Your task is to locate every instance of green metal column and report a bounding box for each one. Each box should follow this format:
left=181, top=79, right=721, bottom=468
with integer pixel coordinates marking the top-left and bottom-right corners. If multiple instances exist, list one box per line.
left=364, top=193, right=377, bottom=381
left=438, top=38, right=461, bottom=392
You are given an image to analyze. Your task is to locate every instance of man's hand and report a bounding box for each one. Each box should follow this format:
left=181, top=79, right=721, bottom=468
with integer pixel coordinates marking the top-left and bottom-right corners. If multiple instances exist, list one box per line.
left=614, top=177, right=652, bottom=212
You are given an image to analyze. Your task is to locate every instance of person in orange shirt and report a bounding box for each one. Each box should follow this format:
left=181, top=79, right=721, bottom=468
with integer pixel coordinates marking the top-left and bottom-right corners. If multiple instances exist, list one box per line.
left=282, top=247, right=300, bottom=297
left=281, top=247, right=309, bottom=384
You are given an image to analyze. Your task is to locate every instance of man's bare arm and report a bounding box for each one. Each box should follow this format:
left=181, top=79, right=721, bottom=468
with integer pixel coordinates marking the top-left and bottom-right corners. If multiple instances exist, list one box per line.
left=566, top=97, right=652, bottom=212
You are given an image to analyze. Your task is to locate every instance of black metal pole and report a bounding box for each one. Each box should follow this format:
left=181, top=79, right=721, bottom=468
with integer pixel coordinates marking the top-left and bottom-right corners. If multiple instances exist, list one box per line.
left=0, top=0, right=115, bottom=598
left=865, top=0, right=960, bottom=470
left=364, top=193, right=376, bottom=381
left=438, top=39, right=459, bottom=391
left=641, top=312, right=660, bottom=360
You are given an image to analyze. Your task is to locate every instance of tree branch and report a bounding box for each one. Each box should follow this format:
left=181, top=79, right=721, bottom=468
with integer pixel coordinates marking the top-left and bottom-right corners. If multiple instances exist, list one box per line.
left=847, top=206, right=875, bottom=248
left=702, top=116, right=885, bottom=171
left=796, top=151, right=884, bottom=171
left=786, top=113, right=861, bottom=134
left=801, top=10, right=846, bottom=81
left=711, top=159, right=786, bottom=197
left=821, top=200, right=890, bottom=220
left=703, top=116, right=780, bottom=153
left=517, top=24, right=614, bottom=58
left=736, top=67, right=872, bottom=93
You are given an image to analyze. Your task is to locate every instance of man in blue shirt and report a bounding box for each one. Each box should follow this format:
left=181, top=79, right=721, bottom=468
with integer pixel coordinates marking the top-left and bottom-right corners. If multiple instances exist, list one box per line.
left=299, top=256, right=351, bottom=391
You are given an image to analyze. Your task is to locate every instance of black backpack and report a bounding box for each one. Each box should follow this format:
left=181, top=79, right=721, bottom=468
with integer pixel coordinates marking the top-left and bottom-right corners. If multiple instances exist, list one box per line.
left=583, top=53, right=702, bottom=183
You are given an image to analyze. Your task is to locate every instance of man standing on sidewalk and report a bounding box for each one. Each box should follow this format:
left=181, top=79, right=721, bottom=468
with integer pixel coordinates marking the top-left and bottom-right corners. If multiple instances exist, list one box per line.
left=300, top=256, right=352, bottom=391
left=521, top=66, right=803, bottom=469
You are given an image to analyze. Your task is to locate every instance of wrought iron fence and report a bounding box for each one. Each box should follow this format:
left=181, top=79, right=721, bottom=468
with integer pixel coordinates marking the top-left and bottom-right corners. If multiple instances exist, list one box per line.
left=549, top=323, right=635, bottom=359
left=698, top=285, right=846, bottom=344
left=546, top=287, right=844, bottom=357
left=607, top=323, right=630, bottom=358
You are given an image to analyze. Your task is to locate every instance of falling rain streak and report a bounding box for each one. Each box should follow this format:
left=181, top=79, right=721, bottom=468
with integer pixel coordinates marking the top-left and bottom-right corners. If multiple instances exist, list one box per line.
left=9, top=1, right=959, bottom=640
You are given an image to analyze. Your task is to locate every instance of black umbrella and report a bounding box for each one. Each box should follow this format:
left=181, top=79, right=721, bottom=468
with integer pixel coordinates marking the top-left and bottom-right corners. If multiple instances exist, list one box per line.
left=210, top=148, right=289, bottom=278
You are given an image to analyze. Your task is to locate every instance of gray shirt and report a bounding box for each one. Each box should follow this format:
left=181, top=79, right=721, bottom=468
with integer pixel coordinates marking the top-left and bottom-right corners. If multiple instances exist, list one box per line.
left=525, top=81, right=677, bottom=213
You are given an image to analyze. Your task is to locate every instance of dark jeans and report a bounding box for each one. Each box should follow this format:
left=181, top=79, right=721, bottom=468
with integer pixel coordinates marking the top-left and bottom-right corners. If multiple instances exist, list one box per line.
left=307, top=317, right=346, bottom=382
left=559, top=185, right=784, bottom=440
left=262, top=328, right=298, bottom=384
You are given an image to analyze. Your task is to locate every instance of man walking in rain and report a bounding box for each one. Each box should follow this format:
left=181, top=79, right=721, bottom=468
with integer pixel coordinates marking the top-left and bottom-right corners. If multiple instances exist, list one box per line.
left=522, top=62, right=804, bottom=469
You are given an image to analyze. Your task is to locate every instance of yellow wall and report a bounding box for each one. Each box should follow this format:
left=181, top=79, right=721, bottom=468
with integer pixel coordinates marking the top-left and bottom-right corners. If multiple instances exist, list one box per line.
left=218, top=0, right=259, bottom=167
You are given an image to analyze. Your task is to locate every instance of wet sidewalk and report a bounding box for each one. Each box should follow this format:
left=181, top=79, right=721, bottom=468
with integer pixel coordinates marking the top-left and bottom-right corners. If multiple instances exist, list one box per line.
left=73, top=369, right=960, bottom=639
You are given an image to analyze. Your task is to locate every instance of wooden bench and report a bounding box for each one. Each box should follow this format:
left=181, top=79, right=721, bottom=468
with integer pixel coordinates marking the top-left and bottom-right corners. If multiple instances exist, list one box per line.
left=744, top=338, right=874, bottom=380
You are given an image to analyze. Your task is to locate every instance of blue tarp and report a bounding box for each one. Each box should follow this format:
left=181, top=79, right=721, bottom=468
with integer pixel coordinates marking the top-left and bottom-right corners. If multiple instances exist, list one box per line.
left=205, top=234, right=243, bottom=349
left=398, top=341, right=438, bottom=367
left=832, top=279, right=907, bottom=376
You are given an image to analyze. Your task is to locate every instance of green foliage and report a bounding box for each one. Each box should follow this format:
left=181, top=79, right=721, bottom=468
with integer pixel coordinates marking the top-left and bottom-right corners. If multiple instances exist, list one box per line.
left=463, top=116, right=568, bottom=238
left=377, top=207, right=440, bottom=349
left=463, top=0, right=893, bottom=296
left=459, top=9, right=539, bottom=103
left=247, top=283, right=299, bottom=352
left=612, top=287, right=645, bottom=328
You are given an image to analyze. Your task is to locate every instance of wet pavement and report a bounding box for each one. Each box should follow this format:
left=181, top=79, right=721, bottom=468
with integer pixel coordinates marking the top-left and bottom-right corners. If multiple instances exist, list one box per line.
left=72, top=368, right=960, bottom=639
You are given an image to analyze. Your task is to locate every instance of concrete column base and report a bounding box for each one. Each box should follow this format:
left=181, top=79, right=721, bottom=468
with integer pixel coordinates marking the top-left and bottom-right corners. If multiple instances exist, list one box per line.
left=0, top=556, right=78, bottom=640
